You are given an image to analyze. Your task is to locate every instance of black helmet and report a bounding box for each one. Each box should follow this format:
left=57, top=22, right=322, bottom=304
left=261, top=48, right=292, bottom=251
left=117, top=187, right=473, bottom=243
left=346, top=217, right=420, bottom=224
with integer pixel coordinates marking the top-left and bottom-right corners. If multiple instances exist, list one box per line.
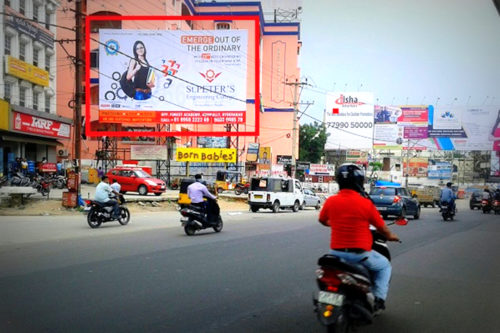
left=335, top=163, right=365, bottom=192
left=446, top=182, right=453, bottom=187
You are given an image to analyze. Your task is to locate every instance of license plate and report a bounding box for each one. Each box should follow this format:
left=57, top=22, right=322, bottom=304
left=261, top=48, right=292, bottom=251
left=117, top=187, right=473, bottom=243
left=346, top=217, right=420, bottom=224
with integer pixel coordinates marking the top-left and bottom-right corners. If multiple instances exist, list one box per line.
left=254, top=195, right=263, bottom=199
left=318, top=291, right=345, bottom=306
left=377, top=207, right=387, bottom=211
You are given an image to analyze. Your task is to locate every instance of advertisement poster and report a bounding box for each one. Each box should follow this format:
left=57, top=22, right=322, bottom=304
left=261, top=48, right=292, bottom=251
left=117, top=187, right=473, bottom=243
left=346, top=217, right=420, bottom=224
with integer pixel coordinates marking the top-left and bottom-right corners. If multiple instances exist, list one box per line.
left=325, top=92, right=374, bottom=149
left=398, top=105, right=428, bottom=139
left=428, top=105, right=466, bottom=138
left=175, top=148, right=236, bottom=163
left=403, top=158, right=428, bottom=177
left=373, top=124, right=403, bottom=149
left=99, top=29, right=248, bottom=124
left=308, top=164, right=335, bottom=176
left=259, top=147, right=272, bottom=165
left=246, top=143, right=259, bottom=162
left=427, top=162, right=452, bottom=180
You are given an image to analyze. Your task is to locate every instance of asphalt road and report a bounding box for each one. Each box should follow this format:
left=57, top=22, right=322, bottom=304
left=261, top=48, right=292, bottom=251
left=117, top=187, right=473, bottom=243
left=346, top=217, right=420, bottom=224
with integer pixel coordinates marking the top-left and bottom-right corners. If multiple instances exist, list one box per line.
left=0, top=201, right=498, bottom=333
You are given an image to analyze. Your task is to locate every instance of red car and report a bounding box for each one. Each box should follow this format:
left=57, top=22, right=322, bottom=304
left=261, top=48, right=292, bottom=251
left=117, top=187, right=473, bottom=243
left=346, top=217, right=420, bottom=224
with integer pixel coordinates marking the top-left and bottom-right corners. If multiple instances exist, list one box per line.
left=107, top=167, right=166, bottom=196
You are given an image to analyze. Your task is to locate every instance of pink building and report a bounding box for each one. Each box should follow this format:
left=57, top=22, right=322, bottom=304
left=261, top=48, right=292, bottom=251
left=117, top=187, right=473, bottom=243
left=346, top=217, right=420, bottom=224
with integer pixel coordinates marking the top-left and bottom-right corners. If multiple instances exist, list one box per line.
left=56, top=0, right=301, bottom=176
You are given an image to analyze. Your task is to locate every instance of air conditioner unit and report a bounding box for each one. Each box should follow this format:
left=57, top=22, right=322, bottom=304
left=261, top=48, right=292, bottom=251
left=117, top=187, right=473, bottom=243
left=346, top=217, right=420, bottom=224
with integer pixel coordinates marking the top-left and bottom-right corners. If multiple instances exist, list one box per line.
left=58, top=149, right=69, bottom=157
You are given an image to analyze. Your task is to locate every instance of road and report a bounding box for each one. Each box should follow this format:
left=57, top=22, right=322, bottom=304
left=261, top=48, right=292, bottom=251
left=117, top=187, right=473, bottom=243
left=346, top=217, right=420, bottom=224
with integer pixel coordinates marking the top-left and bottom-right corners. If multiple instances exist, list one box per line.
left=0, top=201, right=499, bottom=332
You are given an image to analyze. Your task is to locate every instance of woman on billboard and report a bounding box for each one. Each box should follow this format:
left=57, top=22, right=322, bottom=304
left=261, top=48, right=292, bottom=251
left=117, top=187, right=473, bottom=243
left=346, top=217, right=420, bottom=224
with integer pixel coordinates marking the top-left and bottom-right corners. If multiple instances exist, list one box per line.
left=125, top=41, right=155, bottom=100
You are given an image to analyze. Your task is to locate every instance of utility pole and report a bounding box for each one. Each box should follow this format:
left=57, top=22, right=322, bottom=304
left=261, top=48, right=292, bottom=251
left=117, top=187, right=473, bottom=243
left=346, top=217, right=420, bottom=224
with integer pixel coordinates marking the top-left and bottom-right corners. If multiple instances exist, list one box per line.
left=285, top=78, right=310, bottom=178
left=74, top=0, right=85, bottom=199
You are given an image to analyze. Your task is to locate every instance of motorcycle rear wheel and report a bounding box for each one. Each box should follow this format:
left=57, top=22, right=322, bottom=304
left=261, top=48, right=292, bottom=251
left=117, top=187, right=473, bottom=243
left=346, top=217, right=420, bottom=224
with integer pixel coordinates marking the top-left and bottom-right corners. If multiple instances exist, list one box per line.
left=326, top=310, right=349, bottom=333
left=184, top=222, right=197, bottom=236
left=235, top=188, right=242, bottom=195
left=87, top=209, right=102, bottom=229
left=118, top=207, right=130, bottom=225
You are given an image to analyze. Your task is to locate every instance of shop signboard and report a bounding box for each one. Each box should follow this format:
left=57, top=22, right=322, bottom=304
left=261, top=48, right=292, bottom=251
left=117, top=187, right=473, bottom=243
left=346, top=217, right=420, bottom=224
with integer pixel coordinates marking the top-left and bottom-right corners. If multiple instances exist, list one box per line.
left=175, top=148, right=236, bottom=163
left=308, top=164, right=335, bottom=176
left=4, top=7, right=54, bottom=47
left=277, top=155, right=292, bottom=165
left=12, top=111, right=70, bottom=139
left=296, top=161, right=310, bottom=171
left=6, top=56, right=49, bottom=87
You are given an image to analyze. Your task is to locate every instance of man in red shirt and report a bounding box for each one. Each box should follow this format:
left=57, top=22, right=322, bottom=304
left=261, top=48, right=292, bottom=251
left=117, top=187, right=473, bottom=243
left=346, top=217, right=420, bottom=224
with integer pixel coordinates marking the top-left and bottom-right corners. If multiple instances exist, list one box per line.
left=319, top=163, right=400, bottom=312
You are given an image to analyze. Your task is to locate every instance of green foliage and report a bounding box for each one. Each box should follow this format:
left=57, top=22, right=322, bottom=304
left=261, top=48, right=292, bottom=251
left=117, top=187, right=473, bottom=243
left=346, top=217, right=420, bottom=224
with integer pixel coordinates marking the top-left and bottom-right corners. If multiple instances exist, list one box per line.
left=299, top=122, right=328, bottom=163
left=369, top=162, right=383, bottom=171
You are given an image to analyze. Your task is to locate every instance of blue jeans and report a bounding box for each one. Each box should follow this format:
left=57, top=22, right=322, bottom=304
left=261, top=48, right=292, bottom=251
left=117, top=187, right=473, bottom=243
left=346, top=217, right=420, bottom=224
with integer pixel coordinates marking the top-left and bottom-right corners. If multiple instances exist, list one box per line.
left=329, top=249, right=392, bottom=300
left=134, top=90, right=151, bottom=100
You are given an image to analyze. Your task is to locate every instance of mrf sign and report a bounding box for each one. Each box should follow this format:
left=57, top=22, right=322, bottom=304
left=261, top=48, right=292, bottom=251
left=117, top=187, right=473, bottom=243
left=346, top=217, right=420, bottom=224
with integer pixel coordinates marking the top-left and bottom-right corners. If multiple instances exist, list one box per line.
left=12, top=111, right=70, bottom=139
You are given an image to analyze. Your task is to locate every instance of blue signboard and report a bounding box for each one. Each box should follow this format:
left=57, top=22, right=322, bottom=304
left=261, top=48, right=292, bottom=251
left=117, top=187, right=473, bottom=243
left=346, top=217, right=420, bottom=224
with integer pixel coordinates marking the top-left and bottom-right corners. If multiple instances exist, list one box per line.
left=428, top=162, right=452, bottom=180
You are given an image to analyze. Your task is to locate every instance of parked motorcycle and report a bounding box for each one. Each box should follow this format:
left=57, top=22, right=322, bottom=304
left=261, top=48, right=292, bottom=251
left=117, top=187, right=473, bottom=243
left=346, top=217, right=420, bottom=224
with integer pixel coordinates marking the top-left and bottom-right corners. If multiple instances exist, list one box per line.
left=313, top=219, right=406, bottom=333
left=9, top=172, right=31, bottom=187
left=440, top=201, right=456, bottom=221
left=180, top=197, right=223, bottom=235
left=481, top=198, right=492, bottom=214
left=234, top=182, right=249, bottom=195
left=32, top=176, right=51, bottom=196
left=493, top=199, right=500, bottom=215
left=86, top=196, right=130, bottom=229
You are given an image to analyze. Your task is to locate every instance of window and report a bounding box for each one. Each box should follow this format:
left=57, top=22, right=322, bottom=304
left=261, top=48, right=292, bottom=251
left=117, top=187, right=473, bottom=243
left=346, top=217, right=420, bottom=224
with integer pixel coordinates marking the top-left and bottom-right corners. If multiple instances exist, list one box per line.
left=33, top=92, right=39, bottom=110
left=19, top=42, right=26, bottom=61
left=5, top=35, right=11, bottom=55
left=216, top=22, right=231, bottom=30
left=369, top=187, right=396, bottom=196
left=45, top=54, right=50, bottom=71
left=19, top=0, right=26, bottom=15
left=20, top=87, right=26, bottom=107
left=45, top=12, right=50, bottom=29
left=45, top=95, right=50, bottom=113
left=33, top=48, right=39, bottom=66
left=90, top=49, right=99, bottom=68
left=4, top=84, right=11, bottom=101
left=33, top=5, right=39, bottom=22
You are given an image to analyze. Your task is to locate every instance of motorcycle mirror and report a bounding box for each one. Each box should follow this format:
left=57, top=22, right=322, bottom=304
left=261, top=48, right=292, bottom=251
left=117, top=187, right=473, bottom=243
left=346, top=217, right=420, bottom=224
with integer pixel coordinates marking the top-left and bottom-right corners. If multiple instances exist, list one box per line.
left=395, top=217, right=409, bottom=226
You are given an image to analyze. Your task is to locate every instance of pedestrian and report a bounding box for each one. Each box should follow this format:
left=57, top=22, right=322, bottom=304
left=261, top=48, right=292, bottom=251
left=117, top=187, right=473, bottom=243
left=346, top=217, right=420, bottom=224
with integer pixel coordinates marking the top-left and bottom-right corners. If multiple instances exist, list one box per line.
left=97, top=167, right=104, bottom=179
left=21, top=158, right=28, bottom=176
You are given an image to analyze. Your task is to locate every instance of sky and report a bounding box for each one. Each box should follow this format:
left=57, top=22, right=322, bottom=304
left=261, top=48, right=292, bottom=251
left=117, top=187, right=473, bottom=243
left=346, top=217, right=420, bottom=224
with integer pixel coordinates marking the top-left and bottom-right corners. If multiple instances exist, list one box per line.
left=297, top=0, right=500, bottom=124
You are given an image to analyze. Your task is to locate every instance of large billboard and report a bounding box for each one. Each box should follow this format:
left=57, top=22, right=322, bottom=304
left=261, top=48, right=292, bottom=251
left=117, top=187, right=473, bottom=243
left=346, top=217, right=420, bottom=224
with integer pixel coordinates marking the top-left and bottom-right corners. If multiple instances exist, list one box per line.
left=325, top=92, right=374, bottom=149
left=99, top=29, right=247, bottom=124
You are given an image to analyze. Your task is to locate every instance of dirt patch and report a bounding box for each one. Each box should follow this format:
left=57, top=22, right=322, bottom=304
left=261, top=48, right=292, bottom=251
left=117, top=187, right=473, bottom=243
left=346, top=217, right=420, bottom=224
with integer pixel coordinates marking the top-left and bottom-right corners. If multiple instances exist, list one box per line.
left=0, top=197, right=249, bottom=216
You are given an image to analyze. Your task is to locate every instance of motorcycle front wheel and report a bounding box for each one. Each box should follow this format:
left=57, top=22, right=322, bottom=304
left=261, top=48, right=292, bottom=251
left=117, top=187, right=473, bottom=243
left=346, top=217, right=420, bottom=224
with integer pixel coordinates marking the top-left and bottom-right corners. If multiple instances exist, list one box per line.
left=213, top=216, right=223, bottom=233
left=118, top=207, right=130, bottom=225
left=87, top=209, right=102, bottom=229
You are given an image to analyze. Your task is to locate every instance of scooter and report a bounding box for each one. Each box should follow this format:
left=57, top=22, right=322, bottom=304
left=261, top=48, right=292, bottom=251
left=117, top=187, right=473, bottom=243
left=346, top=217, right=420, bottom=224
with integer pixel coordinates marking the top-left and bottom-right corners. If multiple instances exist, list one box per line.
left=493, top=199, right=500, bottom=215
left=313, top=218, right=406, bottom=333
left=180, top=197, right=223, bottom=235
left=86, top=195, right=130, bottom=229
left=440, top=201, right=456, bottom=221
left=481, top=198, right=492, bottom=214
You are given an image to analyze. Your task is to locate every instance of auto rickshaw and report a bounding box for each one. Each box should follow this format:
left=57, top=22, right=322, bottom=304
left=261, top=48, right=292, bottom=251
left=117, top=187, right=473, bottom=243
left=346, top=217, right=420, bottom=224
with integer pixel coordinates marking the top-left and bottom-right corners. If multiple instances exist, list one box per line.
left=215, top=170, right=245, bottom=194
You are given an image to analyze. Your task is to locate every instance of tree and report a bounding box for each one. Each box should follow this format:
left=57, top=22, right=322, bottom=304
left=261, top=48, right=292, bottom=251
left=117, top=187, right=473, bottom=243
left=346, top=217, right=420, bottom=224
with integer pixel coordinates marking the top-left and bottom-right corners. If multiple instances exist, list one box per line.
left=299, top=122, right=328, bottom=163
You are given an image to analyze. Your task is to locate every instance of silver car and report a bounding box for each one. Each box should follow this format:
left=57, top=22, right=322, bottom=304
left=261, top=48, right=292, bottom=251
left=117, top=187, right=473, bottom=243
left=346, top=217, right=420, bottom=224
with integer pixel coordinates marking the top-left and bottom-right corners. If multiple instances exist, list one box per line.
left=302, top=189, right=322, bottom=210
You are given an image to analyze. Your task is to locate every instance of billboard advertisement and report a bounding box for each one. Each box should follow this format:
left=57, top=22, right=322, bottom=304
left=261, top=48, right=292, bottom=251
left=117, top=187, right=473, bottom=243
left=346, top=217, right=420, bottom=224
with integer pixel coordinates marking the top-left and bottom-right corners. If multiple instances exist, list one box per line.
left=403, top=158, right=429, bottom=177
left=325, top=92, right=374, bottom=149
left=175, top=148, right=236, bottom=163
left=99, top=29, right=248, bottom=124
left=427, top=162, right=452, bottom=180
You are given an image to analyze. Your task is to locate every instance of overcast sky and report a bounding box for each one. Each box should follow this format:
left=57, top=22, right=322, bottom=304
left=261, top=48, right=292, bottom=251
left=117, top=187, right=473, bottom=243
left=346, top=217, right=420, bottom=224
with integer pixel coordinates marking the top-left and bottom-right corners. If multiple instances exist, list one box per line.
left=298, top=0, right=500, bottom=124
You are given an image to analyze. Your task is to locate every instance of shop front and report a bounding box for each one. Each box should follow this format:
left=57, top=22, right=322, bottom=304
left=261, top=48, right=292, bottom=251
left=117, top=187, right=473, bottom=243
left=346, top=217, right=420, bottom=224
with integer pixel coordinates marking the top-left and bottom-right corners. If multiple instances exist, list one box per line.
left=0, top=103, right=72, bottom=177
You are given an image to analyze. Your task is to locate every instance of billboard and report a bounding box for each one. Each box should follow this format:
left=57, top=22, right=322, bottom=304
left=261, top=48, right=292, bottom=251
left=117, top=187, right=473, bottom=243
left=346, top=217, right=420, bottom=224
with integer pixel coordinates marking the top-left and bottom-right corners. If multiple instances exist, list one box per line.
left=131, top=145, right=167, bottom=160
left=99, top=29, right=247, bottom=124
left=428, top=162, right=452, bottom=180
left=325, top=92, right=374, bottom=149
left=175, top=148, right=236, bottom=163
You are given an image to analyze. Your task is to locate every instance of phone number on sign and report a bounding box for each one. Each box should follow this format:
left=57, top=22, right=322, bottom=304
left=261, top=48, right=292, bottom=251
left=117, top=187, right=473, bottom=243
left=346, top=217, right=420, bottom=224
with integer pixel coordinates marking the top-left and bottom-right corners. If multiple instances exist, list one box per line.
left=327, top=122, right=373, bottom=129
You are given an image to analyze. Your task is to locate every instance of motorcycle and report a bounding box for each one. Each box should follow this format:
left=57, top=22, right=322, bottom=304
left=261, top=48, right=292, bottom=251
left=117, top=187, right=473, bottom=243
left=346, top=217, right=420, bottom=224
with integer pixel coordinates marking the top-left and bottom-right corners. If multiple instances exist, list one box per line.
left=481, top=198, right=492, bottom=214
left=313, top=218, right=406, bottom=333
left=32, top=176, right=51, bottom=196
left=180, top=197, right=223, bottom=235
left=234, top=182, right=249, bottom=195
left=86, top=195, right=130, bottom=229
left=493, top=199, right=500, bottom=215
left=440, top=201, right=455, bottom=221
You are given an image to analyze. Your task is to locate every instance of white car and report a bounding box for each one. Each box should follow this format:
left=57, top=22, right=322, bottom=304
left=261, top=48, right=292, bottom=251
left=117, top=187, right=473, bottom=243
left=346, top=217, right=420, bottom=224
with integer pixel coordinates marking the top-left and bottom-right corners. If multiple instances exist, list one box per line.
left=248, top=177, right=305, bottom=213
left=302, top=189, right=322, bottom=210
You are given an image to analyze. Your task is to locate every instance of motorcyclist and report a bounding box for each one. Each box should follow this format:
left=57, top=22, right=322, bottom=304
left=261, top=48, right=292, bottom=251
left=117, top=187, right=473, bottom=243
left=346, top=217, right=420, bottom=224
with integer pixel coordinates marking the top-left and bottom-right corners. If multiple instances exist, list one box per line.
left=494, top=189, right=500, bottom=201
left=110, top=179, right=125, bottom=204
left=318, top=163, right=400, bottom=313
left=440, top=182, right=456, bottom=212
left=482, top=188, right=492, bottom=201
left=95, top=175, right=120, bottom=219
left=187, top=174, right=217, bottom=225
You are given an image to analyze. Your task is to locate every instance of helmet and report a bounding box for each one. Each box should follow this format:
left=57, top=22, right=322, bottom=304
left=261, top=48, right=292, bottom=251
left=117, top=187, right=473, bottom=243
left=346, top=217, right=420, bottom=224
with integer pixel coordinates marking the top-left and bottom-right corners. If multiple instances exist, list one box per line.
left=335, top=163, right=365, bottom=192
left=446, top=182, right=453, bottom=187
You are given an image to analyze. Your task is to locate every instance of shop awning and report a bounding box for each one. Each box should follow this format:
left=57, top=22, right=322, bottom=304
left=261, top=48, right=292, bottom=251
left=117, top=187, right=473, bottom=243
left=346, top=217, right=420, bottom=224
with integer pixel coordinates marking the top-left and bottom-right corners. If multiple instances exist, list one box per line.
left=1, top=134, right=64, bottom=146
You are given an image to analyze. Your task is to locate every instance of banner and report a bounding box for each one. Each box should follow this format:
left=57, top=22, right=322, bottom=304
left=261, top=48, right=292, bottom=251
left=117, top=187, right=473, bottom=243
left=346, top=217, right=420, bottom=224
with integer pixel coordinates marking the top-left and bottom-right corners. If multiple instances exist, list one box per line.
left=345, top=150, right=368, bottom=164
left=175, top=148, right=236, bottom=163
left=403, top=158, right=428, bottom=177
left=428, top=162, right=452, bottom=180
left=259, top=147, right=271, bottom=165
left=308, top=164, right=335, bottom=176
left=131, top=145, right=167, bottom=160
left=99, top=29, right=247, bottom=124
left=246, top=143, right=259, bottom=162
left=325, top=92, right=374, bottom=149
left=12, top=112, right=70, bottom=139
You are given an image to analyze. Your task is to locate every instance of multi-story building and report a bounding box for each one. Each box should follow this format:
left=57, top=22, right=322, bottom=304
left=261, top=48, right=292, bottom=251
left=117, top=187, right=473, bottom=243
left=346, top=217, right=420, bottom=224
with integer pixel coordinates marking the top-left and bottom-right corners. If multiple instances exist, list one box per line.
left=0, top=0, right=72, bottom=176
left=56, top=0, right=302, bottom=179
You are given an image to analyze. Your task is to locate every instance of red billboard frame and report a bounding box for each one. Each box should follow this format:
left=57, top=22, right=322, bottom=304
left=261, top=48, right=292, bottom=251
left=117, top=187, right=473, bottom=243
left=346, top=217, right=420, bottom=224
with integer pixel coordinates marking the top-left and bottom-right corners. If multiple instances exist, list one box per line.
left=85, top=15, right=260, bottom=137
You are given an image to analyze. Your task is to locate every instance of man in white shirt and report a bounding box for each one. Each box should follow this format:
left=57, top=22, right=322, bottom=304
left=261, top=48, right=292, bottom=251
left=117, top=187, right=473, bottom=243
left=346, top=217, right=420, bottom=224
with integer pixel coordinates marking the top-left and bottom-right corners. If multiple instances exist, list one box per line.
left=187, top=174, right=217, bottom=224
left=95, top=176, right=120, bottom=219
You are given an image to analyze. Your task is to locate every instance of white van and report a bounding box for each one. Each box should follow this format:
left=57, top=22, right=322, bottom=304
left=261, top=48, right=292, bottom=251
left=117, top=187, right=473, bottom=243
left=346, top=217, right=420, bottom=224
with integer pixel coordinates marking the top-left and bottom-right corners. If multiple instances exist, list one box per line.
left=248, top=177, right=305, bottom=213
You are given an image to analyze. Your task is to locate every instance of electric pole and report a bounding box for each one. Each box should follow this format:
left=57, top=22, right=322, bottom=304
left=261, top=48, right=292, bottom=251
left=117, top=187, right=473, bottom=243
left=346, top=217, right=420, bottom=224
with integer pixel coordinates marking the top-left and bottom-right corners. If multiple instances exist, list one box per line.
left=74, top=0, right=85, bottom=199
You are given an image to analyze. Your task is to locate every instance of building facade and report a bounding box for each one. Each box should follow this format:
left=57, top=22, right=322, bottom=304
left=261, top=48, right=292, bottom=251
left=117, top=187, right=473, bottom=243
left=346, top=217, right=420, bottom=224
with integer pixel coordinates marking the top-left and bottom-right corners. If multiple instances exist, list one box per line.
left=56, top=0, right=302, bottom=178
left=0, top=0, right=72, bottom=177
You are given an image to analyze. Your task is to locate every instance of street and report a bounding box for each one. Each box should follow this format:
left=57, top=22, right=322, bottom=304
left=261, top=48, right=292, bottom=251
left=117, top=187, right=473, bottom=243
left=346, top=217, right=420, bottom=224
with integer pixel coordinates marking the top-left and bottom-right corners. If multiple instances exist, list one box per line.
left=0, top=201, right=499, bottom=333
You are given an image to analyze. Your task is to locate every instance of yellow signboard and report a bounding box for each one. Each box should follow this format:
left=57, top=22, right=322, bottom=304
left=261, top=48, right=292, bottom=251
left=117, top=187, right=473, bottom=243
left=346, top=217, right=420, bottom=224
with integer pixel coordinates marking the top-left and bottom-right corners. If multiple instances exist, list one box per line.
left=0, top=99, right=8, bottom=130
left=176, top=148, right=237, bottom=163
left=7, top=56, right=49, bottom=87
